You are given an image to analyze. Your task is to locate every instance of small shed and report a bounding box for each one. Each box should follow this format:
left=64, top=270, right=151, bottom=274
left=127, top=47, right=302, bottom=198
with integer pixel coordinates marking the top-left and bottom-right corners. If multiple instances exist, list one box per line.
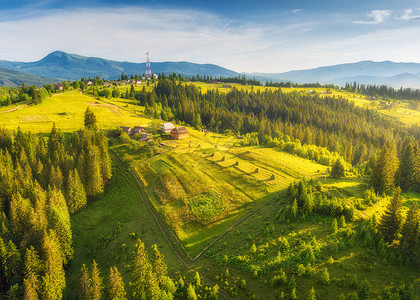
left=160, top=122, right=175, bottom=134
left=171, top=127, right=189, bottom=139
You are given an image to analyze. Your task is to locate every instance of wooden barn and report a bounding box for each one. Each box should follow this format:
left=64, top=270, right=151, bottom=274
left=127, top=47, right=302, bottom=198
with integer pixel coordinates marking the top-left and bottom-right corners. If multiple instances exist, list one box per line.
left=171, top=127, right=189, bottom=139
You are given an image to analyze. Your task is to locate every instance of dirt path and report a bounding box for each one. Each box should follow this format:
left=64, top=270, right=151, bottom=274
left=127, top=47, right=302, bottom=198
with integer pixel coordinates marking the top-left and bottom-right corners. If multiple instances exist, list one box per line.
left=0, top=103, right=32, bottom=114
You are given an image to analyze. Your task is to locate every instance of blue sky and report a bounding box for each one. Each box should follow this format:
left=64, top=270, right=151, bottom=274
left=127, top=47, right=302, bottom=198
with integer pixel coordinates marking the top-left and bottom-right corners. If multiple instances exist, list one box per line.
left=1, top=0, right=420, bottom=72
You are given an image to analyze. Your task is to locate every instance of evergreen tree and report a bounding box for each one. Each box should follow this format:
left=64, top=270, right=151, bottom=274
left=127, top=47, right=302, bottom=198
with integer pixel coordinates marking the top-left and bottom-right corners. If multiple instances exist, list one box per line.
left=130, top=84, right=135, bottom=100
left=307, top=287, right=317, bottom=300
left=357, top=279, right=370, bottom=300
left=83, top=145, right=103, bottom=197
left=80, top=264, right=92, bottom=300
left=186, top=284, right=198, bottom=300
left=23, top=272, right=39, bottom=300
left=66, top=169, right=87, bottom=214
left=396, top=138, right=420, bottom=191
left=91, top=260, right=103, bottom=300
left=131, top=238, right=160, bottom=299
left=377, top=188, right=403, bottom=243
left=371, top=140, right=399, bottom=194
left=84, top=107, right=97, bottom=131
left=41, top=230, right=66, bottom=300
left=151, top=244, right=168, bottom=287
left=330, top=159, right=345, bottom=178
left=107, top=266, right=126, bottom=300
left=400, top=202, right=419, bottom=258
left=320, top=268, right=330, bottom=285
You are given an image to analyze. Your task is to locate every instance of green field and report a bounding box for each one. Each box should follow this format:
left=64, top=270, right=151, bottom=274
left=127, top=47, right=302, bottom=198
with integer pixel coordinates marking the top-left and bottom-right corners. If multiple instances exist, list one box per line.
left=0, top=91, right=150, bottom=132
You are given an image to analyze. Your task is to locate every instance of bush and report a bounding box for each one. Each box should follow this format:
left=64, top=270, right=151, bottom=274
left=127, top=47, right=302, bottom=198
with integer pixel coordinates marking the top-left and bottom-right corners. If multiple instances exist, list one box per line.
left=357, top=279, right=370, bottom=300
left=320, top=268, right=330, bottom=285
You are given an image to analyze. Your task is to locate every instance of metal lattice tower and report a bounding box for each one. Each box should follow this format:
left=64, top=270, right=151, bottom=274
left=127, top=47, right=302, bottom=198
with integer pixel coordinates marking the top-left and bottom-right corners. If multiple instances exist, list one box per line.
left=145, top=52, right=151, bottom=79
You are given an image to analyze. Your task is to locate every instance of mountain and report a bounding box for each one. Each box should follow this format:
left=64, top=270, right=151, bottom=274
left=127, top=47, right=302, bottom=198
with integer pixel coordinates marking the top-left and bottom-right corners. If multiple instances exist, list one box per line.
left=1, top=51, right=420, bottom=88
left=0, top=67, right=58, bottom=87
left=247, top=61, right=420, bottom=88
left=0, top=51, right=239, bottom=81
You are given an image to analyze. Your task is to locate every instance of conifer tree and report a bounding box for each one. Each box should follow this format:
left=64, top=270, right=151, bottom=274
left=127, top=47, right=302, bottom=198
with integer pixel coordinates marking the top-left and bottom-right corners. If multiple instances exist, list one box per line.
left=23, top=272, right=39, bottom=300
left=151, top=244, right=168, bottom=287
left=66, top=169, right=87, bottom=214
left=400, top=202, right=419, bottom=258
left=396, top=138, right=420, bottom=191
left=80, top=264, right=92, bottom=300
left=307, top=287, right=317, bottom=300
left=371, top=140, right=399, bottom=194
left=91, top=260, right=103, bottom=300
left=186, top=284, right=198, bottom=300
left=84, top=107, right=97, bottom=131
left=131, top=238, right=157, bottom=299
left=330, top=159, right=345, bottom=178
left=107, top=266, right=126, bottom=300
left=83, top=145, right=103, bottom=197
left=41, top=230, right=66, bottom=300
left=377, top=188, right=403, bottom=243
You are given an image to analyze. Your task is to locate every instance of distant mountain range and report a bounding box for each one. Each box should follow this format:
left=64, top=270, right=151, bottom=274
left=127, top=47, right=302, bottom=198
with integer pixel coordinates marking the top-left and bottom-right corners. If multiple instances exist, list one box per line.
left=1, top=51, right=420, bottom=88
left=0, top=51, right=238, bottom=82
left=0, top=68, right=57, bottom=87
left=247, top=61, right=420, bottom=88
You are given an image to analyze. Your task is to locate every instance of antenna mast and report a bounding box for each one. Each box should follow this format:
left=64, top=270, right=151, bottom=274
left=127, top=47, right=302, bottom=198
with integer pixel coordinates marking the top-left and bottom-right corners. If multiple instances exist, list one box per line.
left=146, top=52, right=151, bottom=79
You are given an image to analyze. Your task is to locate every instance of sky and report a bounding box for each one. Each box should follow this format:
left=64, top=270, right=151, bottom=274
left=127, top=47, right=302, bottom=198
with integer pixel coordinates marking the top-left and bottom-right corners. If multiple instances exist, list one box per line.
left=0, top=0, right=420, bottom=73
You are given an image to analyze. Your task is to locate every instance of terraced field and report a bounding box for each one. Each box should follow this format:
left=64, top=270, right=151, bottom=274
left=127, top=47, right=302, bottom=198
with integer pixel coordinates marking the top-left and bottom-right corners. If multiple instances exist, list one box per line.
left=128, top=129, right=329, bottom=256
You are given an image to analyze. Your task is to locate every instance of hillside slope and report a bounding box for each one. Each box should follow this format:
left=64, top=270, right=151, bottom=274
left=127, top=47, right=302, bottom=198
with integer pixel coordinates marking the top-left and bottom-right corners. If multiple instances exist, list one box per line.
left=0, top=67, right=57, bottom=87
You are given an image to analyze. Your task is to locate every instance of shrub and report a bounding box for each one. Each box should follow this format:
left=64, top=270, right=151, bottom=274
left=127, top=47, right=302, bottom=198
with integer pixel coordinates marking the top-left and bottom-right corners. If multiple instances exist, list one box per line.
left=357, top=279, right=370, bottom=300
left=297, top=264, right=306, bottom=276
left=320, top=268, right=330, bottom=285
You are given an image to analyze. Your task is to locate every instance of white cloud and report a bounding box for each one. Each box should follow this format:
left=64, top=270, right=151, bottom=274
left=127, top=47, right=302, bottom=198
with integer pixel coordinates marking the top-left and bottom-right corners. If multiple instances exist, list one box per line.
left=395, top=9, right=420, bottom=21
left=292, top=9, right=301, bottom=13
left=353, top=10, right=391, bottom=24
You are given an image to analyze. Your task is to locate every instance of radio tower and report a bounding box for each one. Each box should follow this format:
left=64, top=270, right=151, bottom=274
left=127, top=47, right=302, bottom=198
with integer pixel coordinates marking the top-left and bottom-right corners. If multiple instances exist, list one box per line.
left=145, top=52, right=151, bottom=79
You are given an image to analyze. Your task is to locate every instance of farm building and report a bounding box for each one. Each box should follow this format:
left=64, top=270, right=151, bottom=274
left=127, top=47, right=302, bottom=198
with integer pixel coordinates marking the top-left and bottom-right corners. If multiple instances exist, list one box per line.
left=53, top=84, right=63, bottom=91
left=120, top=126, right=132, bottom=135
left=171, top=127, right=189, bottom=139
left=160, top=122, right=175, bottom=134
left=132, top=126, right=147, bottom=134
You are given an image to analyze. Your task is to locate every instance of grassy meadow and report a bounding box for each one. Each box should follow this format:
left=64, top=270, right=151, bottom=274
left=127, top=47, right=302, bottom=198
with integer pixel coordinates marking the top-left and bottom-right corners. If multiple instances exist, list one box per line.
left=0, top=91, right=150, bottom=132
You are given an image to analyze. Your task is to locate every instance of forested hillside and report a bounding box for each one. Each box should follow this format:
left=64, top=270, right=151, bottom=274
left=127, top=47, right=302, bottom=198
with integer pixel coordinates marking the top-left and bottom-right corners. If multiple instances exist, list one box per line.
left=0, top=112, right=112, bottom=298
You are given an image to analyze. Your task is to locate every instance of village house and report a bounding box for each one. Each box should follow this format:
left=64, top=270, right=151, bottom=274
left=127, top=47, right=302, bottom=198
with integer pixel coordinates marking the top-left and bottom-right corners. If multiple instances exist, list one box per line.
left=171, top=127, right=189, bottom=139
left=103, top=82, right=111, bottom=87
left=121, top=80, right=128, bottom=85
left=160, top=122, right=175, bottom=134
left=85, top=80, right=93, bottom=86
left=53, top=84, right=63, bottom=91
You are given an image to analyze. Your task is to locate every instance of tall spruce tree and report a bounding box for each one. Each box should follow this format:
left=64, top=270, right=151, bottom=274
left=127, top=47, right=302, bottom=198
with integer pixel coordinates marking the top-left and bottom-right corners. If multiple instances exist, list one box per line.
left=91, top=260, right=103, bottom=300
left=400, top=202, right=419, bottom=259
left=80, top=264, right=92, bottom=300
left=371, top=140, right=399, bottom=194
left=396, top=138, right=420, bottom=191
left=377, top=188, right=403, bottom=243
left=151, top=244, right=168, bottom=287
left=107, top=266, right=126, bottom=300
left=65, top=169, right=87, bottom=214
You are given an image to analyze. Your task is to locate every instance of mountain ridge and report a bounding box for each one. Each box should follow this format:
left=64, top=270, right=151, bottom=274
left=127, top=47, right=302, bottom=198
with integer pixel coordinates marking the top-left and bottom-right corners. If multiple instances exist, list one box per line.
left=1, top=51, right=420, bottom=88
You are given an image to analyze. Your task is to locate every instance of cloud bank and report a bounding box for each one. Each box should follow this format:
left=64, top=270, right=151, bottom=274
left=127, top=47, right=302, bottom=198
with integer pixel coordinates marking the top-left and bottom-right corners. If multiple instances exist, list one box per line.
left=353, top=10, right=391, bottom=24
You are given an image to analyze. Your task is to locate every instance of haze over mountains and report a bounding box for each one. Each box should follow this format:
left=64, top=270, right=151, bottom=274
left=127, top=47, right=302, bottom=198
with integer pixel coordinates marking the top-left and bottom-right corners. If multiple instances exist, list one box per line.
left=1, top=51, right=420, bottom=88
